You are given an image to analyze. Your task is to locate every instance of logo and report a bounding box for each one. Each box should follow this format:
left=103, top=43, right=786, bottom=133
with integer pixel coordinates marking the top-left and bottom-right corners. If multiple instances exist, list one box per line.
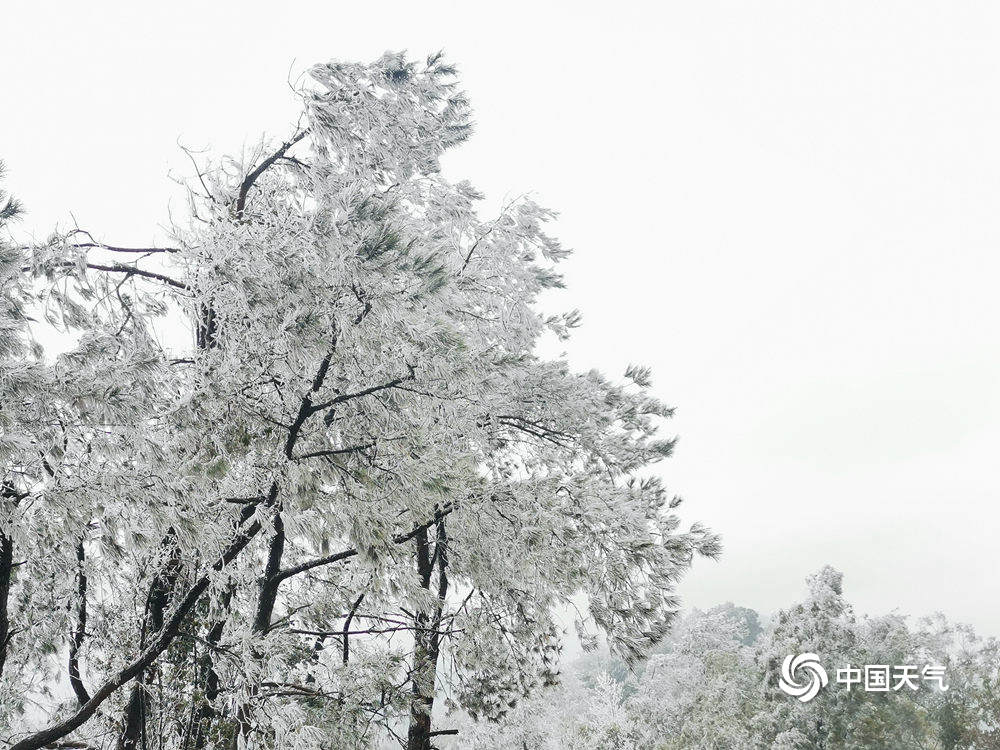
left=779, top=653, right=829, bottom=702
left=777, top=656, right=948, bottom=702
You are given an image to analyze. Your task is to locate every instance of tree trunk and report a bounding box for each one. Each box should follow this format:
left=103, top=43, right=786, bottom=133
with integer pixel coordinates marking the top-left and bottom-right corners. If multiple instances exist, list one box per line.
left=68, top=541, right=90, bottom=706
left=252, top=513, right=285, bottom=634
left=0, top=483, right=21, bottom=680
left=226, top=508, right=286, bottom=749
left=227, top=344, right=335, bottom=746
left=117, top=538, right=182, bottom=750
left=407, top=519, right=448, bottom=750
left=192, top=588, right=233, bottom=750
left=0, top=523, right=13, bottom=680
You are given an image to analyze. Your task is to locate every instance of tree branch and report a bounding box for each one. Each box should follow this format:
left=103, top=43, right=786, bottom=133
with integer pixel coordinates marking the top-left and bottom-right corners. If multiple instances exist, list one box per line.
left=342, top=593, right=365, bottom=664
left=67, top=242, right=180, bottom=255
left=309, top=365, right=416, bottom=414
left=234, top=130, right=309, bottom=218
left=29, top=260, right=187, bottom=290
left=292, top=443, right=375, bottom=462
left=273, top=504, right=456, bottom=584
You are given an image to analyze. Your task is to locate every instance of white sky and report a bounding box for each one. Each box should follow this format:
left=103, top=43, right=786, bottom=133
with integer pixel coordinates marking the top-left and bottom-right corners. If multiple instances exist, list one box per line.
left=3, top=1, right=999, bottom=635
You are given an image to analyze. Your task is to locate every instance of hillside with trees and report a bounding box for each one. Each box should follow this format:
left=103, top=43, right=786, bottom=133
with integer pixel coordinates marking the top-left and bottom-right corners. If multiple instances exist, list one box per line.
left=452, top=568, right=1000, bottom=750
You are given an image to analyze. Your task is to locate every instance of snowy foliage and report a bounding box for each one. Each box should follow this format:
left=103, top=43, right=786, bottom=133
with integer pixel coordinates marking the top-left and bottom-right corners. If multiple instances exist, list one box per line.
left=0, top=54, right=718, bottom=750
left=457, top=569, right=1000, bottom=750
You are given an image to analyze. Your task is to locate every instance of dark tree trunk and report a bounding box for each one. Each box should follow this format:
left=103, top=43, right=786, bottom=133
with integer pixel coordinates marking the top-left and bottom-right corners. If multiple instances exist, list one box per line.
left=227, top=340, right=335, bottom=746
left=407, top=519, right=448, bottom=750
left=192, top=588, right=233, bottom=750
left=0, top=523, right=13, bottom=680
left=252, top=513, right=285, bottom=634
left=117, top=687, right=145, bottom=750
left=0, top=483, right=21, bottom=680
left=117, top=538, right=182, bottom=750
left=191, top=499, right=275, bottom=750
left=68, top=541, right=90, bottom=706
left=225, top=511, right=287, bottom=748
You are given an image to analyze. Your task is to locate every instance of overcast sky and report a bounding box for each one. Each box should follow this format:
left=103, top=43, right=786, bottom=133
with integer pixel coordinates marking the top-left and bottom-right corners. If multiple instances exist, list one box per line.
left=4, top=1, right=1000, bottom=635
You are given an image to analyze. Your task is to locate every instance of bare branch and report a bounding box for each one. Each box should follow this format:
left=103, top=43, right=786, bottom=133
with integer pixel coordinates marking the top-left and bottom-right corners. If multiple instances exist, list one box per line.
left=27, top=260, right=187, bottom=291
left=66, top=242, right=180, bottom=255
left=273, top=504, right=456, bottom=584
left=234, top=130, right=309, bottom=217
left=292, top=443, right=375, bottom=462
left=309, top=365, right=416, bottom=414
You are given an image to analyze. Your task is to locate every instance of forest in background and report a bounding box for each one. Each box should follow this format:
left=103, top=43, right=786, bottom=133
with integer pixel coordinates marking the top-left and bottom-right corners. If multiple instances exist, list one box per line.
left=449, top=568, right=1000, bottom=750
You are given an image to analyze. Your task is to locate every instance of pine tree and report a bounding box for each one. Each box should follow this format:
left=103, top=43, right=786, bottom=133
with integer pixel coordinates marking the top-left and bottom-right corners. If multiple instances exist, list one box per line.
left=1, top=54, right=718, bottom=750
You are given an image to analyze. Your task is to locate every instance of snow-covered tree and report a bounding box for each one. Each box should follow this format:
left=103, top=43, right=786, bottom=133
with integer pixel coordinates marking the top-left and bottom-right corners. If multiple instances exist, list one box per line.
left=462, top=569, right=1000, bottom=750
left=1, top=161, right=27, bottom=694
left=0, top=53, right=718, bottom=750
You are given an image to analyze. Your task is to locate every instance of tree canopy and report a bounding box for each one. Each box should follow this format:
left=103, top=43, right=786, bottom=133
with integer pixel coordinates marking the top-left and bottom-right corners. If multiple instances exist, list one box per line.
left=0, top=53, right=718, bottom=750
